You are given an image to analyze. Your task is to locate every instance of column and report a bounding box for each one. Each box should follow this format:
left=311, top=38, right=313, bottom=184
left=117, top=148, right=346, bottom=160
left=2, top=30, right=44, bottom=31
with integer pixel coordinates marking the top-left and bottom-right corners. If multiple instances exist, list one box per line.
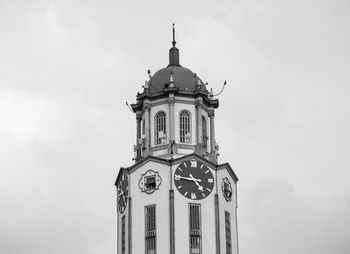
left=195, top=100, right=202, bottom=146
left=209, top=111, right=215, bottom=154
left=144, top=103, right=151, bottom=155
left=136, top=114, right=142, bottom=160
left=169, top=190, right=175, bottom=254
left=215, top=194, right=221, bottom=254
left=169, top=94, right=175, bottom=142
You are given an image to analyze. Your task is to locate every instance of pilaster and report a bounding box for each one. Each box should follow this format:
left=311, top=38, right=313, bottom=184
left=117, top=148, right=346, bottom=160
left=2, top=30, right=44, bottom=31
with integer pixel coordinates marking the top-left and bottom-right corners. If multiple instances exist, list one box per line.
left=169, top=95, right=175, bottom=142
left=136, top=113, right=142, bottom=161
left=209, top=110, right=216, bottom=155
left=144, top=102, right=151, bottom=156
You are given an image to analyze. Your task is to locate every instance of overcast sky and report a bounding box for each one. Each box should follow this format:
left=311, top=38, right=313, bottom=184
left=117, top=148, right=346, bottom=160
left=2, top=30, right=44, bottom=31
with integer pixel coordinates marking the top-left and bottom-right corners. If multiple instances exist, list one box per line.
left=0, top=0, right=349, bottom=253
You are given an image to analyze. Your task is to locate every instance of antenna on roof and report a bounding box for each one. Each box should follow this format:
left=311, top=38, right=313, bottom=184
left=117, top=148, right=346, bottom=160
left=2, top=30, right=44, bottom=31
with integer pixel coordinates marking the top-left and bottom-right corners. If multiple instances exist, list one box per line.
left=172, top=23, right=176, bottom=47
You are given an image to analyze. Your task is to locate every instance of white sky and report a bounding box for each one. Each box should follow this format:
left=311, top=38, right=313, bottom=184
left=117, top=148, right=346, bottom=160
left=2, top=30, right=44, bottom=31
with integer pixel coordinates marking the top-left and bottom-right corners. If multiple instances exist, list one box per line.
left=0, top=0, right=349, bottom=253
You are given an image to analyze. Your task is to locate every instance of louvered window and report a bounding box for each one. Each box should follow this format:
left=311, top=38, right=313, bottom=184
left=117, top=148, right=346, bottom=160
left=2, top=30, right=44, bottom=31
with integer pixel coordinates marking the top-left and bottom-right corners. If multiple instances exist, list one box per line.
left=155, top=112, right=166, bottom=145
left=189, top=204, right=201, bottom=254
left=145, top=205, right=156, bottom=254
left=180, top=111, right=191, bottom=143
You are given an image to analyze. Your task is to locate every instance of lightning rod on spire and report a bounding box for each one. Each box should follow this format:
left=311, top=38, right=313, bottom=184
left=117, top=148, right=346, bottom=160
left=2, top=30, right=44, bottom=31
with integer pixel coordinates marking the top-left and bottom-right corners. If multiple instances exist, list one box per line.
left=172, top=23, right=176, bottom=47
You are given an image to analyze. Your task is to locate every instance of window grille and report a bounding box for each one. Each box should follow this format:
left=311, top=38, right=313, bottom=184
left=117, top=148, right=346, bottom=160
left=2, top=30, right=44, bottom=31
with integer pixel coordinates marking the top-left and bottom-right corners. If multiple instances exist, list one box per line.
left=145, top=176, right=156, bottom=190
left=225, top=211, right=232, bottom=254
left=189, top=204, right=201, bottom=254
left=145, top=205, right=156, bottom=254
left=122, top=215, right=125, bottom=254
left=180, top=111, right=191, bottom=143
left=155, top=112, right=166, bottom=145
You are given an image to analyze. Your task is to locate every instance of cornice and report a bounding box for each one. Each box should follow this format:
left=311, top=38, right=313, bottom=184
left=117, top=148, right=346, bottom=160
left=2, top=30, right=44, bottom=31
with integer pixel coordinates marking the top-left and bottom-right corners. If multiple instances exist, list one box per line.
left=132, top=89, right=218, bottom=112
left=116, top=153, right=238, bottom=184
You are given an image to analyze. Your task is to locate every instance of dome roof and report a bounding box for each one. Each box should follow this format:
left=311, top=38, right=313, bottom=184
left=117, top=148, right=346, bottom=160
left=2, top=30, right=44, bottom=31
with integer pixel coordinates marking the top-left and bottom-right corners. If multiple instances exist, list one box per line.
left=148, top=66, right=206, bottom=93
left=132, top=25, right=219, bottom=112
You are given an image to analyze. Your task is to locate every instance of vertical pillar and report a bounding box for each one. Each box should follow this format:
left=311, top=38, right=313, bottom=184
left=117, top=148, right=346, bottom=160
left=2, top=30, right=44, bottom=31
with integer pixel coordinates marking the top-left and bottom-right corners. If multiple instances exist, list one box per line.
left=235, top=184, right=239, bottom=254
left=209, top=111, right=215, bottom=154
left=144, top=103, right=151, bottom=155
left=136, top=114, right=142, bottom=160
left=169, top=189, right=175, bottom=254
left=215, top=194, right=221, bottom=254
left=169, top=95, right=175, bottom=142
left=128, top=197, right=132, bottom=254
left=117, top=213, right=120, bottom=254
left=195, top=100, right=203, bottom=146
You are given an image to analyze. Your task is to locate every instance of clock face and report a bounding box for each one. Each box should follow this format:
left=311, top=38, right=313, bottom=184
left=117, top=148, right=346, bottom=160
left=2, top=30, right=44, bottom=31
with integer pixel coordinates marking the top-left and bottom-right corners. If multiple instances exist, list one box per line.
left=117, top=172, right=128, bottom=214
left=174, top=159, right=214, bottom=200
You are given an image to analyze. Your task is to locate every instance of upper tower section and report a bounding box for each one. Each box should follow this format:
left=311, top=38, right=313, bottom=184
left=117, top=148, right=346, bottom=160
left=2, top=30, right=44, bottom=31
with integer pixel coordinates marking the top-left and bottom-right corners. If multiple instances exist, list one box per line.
left=131, top=25, right=221, bottom=163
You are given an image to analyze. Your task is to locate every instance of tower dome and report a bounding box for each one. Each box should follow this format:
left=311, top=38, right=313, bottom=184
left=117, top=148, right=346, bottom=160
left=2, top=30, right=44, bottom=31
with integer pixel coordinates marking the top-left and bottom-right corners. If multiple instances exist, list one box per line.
left=146, top=24, right=207, bottom=94
left=148, top=66, right=206, bottom=93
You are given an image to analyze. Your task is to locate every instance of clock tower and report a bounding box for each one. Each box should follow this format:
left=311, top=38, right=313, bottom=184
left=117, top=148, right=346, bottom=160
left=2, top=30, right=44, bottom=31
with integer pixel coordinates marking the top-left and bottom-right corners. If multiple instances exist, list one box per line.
left=115, top=25, right=238, bottom=254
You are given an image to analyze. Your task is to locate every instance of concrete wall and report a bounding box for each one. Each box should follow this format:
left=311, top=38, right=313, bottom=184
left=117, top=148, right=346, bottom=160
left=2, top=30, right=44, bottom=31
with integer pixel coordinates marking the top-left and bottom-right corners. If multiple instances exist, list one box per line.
left=130, top=161, right=171, bottom=254
left=217, top=167, right=238, bottom=254
left=172, top=160, right=217, bottom=254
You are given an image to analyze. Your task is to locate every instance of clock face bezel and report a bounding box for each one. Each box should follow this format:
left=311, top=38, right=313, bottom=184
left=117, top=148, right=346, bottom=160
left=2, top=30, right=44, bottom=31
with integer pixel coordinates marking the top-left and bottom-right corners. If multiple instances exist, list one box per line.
left=117, top=172, right=129, bottom=214
left=174, top=158, right=214, bottom=200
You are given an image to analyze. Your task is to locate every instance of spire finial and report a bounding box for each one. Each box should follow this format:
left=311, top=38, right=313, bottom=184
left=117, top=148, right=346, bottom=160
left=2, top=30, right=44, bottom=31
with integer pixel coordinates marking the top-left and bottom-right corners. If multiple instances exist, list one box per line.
left=172, top=23, right=176, bottom=47
left=168, top=24, right=180, bottom=66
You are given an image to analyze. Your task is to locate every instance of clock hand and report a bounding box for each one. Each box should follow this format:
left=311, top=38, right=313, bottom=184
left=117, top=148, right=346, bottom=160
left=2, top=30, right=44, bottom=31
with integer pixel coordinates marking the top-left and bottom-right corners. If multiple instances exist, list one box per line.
left=175, top=174, right=202, bottom=182
left=188, top=174, right=202, bottom=182
left=189, top=174, right=204, bottom=191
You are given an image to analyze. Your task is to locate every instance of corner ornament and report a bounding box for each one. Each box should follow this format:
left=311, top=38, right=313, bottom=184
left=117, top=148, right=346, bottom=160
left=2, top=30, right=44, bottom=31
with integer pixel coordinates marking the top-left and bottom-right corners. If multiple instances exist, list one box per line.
left=222, top=177, right=233, bottom=202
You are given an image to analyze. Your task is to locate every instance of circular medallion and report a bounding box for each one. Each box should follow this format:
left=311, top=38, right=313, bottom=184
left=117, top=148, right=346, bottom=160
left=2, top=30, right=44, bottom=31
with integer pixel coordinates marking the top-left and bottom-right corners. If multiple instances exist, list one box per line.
left=221, top=177, right=232, bottom=202
left=138, top=169, right=162, bottom=194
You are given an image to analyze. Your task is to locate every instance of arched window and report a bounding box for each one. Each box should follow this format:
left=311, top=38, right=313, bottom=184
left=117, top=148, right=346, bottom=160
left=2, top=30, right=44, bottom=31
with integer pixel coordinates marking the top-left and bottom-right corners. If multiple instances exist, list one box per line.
left=180, top=110, right=191, bottom=143
left=202, top=116, right=208, bottom=149
left=155, top=111, right=166, bottom=145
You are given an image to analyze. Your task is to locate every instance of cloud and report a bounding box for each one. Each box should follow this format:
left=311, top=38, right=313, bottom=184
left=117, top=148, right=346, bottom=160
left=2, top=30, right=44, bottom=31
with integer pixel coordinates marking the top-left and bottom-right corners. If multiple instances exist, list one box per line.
left=0, top=0, right=349, bottom=253
left=240, top=178, right=350, bottom=254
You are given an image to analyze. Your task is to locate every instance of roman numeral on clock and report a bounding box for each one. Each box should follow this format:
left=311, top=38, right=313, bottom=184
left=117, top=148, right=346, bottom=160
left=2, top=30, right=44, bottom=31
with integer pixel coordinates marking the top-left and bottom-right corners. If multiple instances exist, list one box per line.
left=191, top=193, right=197, bottom=199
